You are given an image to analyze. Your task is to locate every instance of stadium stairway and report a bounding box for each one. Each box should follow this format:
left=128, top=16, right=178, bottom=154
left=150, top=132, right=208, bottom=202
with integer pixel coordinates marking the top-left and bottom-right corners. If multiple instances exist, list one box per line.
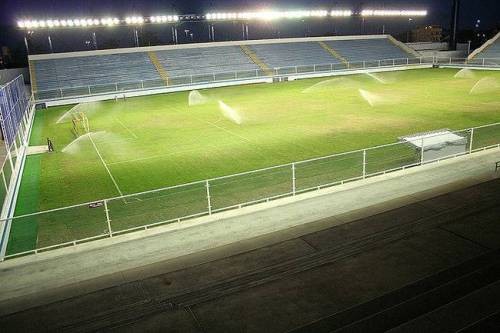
left=147, top=51, right=170, bottom=85
left=240, top=45, right=274, bottom=76
left=28, top=60, right=37, bottom=93
left=318, top=41, right=348, bottom=65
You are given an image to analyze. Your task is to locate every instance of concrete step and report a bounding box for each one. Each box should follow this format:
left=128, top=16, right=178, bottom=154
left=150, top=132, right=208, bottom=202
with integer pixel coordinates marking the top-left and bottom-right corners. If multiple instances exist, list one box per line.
left=290, top=249, right=500, bottom=333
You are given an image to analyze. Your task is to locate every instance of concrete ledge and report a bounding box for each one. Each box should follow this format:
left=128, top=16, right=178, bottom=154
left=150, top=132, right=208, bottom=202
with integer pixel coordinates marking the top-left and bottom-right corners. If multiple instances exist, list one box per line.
left=43, top=77, right=274, bottom=107
left=0, top=148, right=498, bottom=303
left=288, top=64, right=432, bottom=81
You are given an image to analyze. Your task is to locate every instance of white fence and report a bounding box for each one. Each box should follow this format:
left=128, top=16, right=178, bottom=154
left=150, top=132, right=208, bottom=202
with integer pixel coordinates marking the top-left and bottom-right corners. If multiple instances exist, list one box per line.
left=33, top=56, right=500, bottom=101
left=3, top=122, right=500, bottom=260
left=0, top=75, right=34, bottom=257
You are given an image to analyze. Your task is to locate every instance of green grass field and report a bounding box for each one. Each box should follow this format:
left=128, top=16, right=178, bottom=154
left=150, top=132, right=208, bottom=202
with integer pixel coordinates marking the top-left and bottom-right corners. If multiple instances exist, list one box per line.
left=7, top=67, right=500, bottom=255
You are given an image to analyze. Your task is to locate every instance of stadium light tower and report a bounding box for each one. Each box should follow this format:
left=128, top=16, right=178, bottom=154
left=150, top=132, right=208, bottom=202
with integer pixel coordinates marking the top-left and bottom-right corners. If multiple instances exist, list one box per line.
left=449, top=0, right=460, bottom=50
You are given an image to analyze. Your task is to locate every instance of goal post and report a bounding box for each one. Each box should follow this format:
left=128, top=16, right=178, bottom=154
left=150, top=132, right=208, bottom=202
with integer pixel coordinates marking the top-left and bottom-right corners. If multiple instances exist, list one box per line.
left=71, top=112, right=90, bottom=137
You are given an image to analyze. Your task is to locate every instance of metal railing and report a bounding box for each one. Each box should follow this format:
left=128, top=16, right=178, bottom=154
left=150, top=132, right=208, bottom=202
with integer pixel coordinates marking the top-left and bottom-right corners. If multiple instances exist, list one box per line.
left=0, top=76, right=34, bottom=257
left=32, top=56, right=442, bottom=101
left=32, top=56, right=500, bottom=101
left=3, top=121, right=500, bottom=260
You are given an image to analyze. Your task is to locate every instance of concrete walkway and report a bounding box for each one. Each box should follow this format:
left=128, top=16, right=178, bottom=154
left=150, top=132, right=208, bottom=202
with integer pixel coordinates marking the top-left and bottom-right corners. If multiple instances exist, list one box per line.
left=0, top=148, right=499, bottom=303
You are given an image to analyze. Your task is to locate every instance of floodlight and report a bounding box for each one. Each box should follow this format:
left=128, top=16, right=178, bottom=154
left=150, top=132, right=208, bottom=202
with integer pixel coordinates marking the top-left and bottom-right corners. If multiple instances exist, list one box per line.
left=101, top=17, right=118, bottom=26
left=361, top=9, right=427, bottom=17
left=206, top=10, right=330, bottom=21
left=330, top=10, right=352, bottom=17
left=149, top=15, right=178, bottom=24
left=125, top=16, right=144, bottom=25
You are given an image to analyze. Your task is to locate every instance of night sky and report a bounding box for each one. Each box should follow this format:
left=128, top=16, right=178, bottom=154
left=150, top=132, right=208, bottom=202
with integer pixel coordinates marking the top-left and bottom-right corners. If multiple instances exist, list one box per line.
left=1, top=1, right=498, bottom=29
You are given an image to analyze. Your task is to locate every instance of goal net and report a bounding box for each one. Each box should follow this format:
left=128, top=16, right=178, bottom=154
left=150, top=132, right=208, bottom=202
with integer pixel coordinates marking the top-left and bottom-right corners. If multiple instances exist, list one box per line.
left=401, top=129, right=469, bottom=163
left=72, top=112, right=90, bottom=137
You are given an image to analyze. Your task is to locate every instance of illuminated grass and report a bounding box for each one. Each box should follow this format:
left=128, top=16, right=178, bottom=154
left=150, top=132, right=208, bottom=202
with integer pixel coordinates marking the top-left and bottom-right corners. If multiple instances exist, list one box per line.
left=7, top=68, right=500, bottom=255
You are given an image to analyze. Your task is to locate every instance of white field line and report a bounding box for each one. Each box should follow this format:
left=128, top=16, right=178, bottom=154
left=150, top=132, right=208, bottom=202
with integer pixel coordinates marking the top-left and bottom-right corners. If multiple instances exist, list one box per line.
left=107, top=142, right=236, bottom=166
left=114, top=118, right=138, bottom=139
left=88, top=132, right=124, bottom=197
left=172, top=106, right=293, bottom=160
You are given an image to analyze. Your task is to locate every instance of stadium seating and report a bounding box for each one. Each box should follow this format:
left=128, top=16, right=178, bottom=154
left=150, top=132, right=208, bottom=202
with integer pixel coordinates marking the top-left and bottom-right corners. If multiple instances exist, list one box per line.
left=34, top=53, right=161, bottom=91
left=325, top=38, right=414, bottom=63
left=32, top=36, right=417, bottom=95
left=472, top=35, right=500, bottom=65
left=249, top=42, right=340, bottom=68
left=155, top=46, right=259, bottom=77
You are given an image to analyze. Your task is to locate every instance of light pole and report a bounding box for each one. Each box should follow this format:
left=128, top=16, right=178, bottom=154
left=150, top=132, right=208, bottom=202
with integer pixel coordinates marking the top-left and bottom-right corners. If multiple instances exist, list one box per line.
left=48, top=35, right=54, bottom=53
left=407, top=18, right=413, bottom=42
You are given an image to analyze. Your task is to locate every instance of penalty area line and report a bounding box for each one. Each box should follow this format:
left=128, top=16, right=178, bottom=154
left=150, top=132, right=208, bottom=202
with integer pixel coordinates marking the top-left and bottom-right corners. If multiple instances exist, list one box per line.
left=114, top=118, right=138, bottom=139
left=88, top=132, right=125, bottom=198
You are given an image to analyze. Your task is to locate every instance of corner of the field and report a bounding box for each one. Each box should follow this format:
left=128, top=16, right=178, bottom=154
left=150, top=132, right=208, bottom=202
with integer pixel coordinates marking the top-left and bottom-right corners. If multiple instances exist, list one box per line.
left=2, top=147, right=499, bottom=269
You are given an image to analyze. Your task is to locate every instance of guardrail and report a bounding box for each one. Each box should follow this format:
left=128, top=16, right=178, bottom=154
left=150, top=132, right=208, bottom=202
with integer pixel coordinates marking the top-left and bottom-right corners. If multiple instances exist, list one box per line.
left=32, top=56, right=500, bottom=101
left=3, top=121, right=500, bottom=260
left=32, top=56, right=442, bottom=101
left=0, top=75, right=34, bottom=258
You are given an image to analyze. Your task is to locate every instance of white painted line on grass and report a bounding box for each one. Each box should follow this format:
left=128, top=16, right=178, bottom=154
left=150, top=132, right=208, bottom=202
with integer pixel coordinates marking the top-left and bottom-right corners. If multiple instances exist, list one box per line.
left=107, top=142, right=236, bottom=166
left=114, top=118, right=138, bottom=139
left=88, top=132, right=124, bottom=197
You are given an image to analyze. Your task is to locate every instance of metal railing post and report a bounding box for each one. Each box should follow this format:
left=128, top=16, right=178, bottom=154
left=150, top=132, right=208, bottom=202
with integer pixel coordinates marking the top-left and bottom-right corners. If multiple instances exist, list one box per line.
left=1, top=172, right=8, bottom=192
left=206, top=180, right=212, bottom=215
left=292, top=163, right=296, bottom=195
left=469, top=127, right=474, bottom=153
left=362, top=149, right=367, bottom=178
left=104, top=199, right=113, bottom=237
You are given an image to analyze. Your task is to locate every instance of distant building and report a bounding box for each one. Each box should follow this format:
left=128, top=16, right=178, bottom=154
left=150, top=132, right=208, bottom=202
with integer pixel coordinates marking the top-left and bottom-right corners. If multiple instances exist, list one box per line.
left=1, top=47, right=12, bottom=67
left=411, top=25, right=443, bottom=43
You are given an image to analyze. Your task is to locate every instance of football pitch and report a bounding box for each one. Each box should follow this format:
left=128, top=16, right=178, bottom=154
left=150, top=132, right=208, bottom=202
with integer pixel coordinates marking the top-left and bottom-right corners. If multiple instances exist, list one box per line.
left=7, top=67, right=500, bottom=255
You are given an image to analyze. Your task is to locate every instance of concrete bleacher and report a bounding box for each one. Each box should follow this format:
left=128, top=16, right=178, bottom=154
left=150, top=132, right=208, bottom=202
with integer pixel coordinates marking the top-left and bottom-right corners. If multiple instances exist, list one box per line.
left=34, top=53, right=161, bottom=91
left=155, top=46, right=259, bottom=77
left=325, top=38, right=414, bottom=63
left=249, top=42, right=340, bottom=68
left=470, top=32, right=500, bottom=65
left=30, top=35, right=418, bottom=96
